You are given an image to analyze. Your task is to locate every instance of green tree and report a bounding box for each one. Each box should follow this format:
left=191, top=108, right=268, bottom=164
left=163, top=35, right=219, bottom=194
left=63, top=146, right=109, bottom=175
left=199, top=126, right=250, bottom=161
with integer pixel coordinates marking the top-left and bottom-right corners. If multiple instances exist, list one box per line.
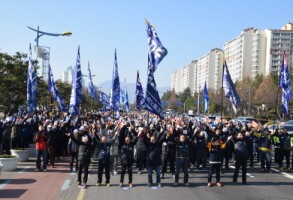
left=178, top=87, right=191, bottom=103
left=0, top=52, right=29, bottom=114
left=161, top=90, right=172, bottom=102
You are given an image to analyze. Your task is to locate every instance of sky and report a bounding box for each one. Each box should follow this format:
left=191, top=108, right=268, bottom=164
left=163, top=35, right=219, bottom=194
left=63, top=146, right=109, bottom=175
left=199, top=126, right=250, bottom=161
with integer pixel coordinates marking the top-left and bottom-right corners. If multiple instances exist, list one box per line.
left=1, top=1, right=293, bottom=92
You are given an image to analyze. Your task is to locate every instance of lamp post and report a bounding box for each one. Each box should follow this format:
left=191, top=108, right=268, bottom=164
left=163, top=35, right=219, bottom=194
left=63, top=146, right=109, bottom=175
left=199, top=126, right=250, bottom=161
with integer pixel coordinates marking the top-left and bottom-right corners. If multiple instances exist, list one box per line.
left=197, top=85, right=201, bottom=115
left=27, top=26, right=72, bottom=81
left=27, top=26, right=72, bottom=47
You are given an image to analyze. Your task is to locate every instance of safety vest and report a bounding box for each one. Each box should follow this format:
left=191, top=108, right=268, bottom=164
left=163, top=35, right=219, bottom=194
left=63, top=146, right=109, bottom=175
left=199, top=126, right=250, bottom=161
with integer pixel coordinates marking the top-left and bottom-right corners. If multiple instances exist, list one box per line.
left=290, top=137, right=293, bottom=147
left=258, top=147, right=272, bottom=153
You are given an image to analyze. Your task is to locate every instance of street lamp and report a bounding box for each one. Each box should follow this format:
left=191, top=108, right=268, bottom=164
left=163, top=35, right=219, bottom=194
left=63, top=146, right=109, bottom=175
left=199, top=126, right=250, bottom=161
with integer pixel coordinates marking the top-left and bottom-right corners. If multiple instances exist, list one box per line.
left=27, top=26, right=72, bottom=81
left=27, top=26, right=72, bottom=47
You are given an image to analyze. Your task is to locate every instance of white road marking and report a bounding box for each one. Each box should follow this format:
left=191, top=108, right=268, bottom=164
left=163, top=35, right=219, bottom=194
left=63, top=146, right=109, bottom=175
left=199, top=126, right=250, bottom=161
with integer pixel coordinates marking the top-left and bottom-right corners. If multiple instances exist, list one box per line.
left=61, top=179, right=71, bottom=190
left=229, top=166, right=255, bottom=178
left=18, top=166, right=30, bottom=173
left=271, top=168, right=293, bottom=180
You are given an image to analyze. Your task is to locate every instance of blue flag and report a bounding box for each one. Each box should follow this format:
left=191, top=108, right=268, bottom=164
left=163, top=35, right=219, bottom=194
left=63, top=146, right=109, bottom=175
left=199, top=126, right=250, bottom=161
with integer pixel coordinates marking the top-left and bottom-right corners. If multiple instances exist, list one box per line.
left=146, top=20, right=168, bottom=72
left=99, top=91, right=110, bottom=108
left=279, top=51, right=292, bottom=115
left=222, top=60, right=241, bottom=113
left=70, top=46, right=83, bottom=115
left=136, top=71, right=145, bottom=110
left=145, top=55, right=164, bottom=118
left=203, top=81, right=209, bottom=113
left=87, top=62, right=96, bottom=99
left=145, top=20, right=167, bottom=118
left=120, top=89, right=125, bottom=105
left=48, top=65, right=67, bottom=112
left=110, top=49, right=120, bottom=112
left=27, top=44, right=38, bottom=115
left=124, top=80, right=130, bottom=112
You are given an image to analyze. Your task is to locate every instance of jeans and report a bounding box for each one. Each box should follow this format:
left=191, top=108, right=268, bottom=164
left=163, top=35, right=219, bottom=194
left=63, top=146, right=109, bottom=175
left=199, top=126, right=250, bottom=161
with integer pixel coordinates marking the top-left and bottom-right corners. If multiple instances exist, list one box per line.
left=208, top=163, right=221, bottom=183
left=175, top=158, right=189, bottom=183
left=120, top=159, right=133, bottom=183
left=77, top=160, right=89, bottom=184
left=70, top=152, right=78, bottom=171
left=148, top=166, right=161, bottom=184
left=98, top=159, right=111, bottom=183
left=36, top=150, right=47, bottom=170
left=233, top=158, right=247, bottom=183
left=260, top=152, right=271, bottom=170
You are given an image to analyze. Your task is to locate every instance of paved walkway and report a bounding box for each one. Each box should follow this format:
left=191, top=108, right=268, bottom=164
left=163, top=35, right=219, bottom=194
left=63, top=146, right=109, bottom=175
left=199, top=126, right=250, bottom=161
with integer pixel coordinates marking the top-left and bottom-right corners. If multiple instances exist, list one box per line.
left=0, top=157, right=71, bottom=200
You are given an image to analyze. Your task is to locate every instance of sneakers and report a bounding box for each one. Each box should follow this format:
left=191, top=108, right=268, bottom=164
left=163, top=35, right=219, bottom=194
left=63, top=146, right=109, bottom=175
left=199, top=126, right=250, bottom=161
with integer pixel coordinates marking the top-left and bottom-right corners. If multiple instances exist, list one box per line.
left=157, top=183, right=162, bottom=187
left=113, top=170, right=118, bottom=175
left=43, top=169, right=47, bottom=172
left=216, top=182, right=222, bottom=187
left=129, top=183, right=133, bottom=188
left=77, top=184, right=83, bottom=188
left=147, top=183, right=152, bottom=187
left=34, top=169, right=40, bottom=172
left=184, top=183, right=190, bottom=187
left=106, top=183, right=111, bottom=187
left=138, top=171, right=142, bottom=174
left=174, top=182, right=178, bottom=186
left=207, top=182, right=212, bottom=187
left=96, top=182, right=101, bottom=187
left=119, top=182, right=123, bottom=187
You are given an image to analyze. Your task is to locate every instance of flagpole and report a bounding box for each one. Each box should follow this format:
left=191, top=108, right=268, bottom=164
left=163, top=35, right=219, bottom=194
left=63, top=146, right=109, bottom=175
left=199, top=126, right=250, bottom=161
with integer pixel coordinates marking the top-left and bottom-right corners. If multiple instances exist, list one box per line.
left=221, top=63, right=224, bottom=120
left=274, top=50, right=283, bottom=128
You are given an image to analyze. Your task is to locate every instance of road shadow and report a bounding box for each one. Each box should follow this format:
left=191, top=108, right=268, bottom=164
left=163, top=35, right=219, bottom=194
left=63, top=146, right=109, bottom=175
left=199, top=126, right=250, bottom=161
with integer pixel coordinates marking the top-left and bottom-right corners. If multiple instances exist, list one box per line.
left=0, top=189, right=27, bottom=198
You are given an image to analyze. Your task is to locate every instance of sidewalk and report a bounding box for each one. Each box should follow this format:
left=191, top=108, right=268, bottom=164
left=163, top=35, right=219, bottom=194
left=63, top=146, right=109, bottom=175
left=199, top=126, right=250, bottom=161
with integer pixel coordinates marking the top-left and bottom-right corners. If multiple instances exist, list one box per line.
left=0, top=156, right=72, bottom=200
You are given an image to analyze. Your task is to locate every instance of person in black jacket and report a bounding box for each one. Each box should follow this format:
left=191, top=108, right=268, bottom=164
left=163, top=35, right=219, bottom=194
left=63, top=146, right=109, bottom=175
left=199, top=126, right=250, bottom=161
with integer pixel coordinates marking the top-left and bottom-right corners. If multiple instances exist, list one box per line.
left=161, top=125, right=176, bottom=179
left=233, top=132, right=248, bottom=185
left=207, top=129, right=223, bottom=187
left=258, top=128, right=272, bottom=173
left=68, top=126, right=92, bottom=189
left=195, top=131, right=208, bottom=170
left=95, top=131, right=118, bottom=187
left=145, top=130, right=166, bottom=187
left=279, top=128, right=291, bottom=171
left=119, top=135, right=138, bottom=187
left=174, top=132, right=193, bottom=186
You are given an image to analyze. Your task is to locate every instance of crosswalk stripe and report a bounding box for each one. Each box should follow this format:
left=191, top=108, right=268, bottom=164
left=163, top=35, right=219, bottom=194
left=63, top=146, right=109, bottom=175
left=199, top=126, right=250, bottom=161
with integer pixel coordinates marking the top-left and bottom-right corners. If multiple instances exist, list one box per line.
left=271, top=168, right=293, bottom=180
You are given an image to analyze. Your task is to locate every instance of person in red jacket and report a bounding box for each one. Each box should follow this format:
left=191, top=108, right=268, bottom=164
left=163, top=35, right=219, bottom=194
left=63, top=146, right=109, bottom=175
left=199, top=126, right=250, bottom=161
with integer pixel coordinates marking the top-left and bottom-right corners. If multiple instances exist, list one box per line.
left=34, top=125, right=48, bottom=172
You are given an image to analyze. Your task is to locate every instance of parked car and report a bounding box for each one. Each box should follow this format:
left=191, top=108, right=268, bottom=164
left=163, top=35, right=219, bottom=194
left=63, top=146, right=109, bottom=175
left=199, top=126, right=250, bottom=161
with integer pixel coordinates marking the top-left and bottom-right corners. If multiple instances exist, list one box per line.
left=268, top=123, right=293, bottom=135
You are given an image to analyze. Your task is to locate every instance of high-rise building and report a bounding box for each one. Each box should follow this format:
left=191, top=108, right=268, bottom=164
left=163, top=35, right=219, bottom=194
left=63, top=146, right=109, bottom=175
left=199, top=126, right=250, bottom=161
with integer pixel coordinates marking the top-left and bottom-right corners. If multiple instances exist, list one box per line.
left=223, top=28, right=266, bottom=82
left=265, top=22, right=293, bottom=75
left=61, top=66, right=73, bottom=84
left=171, top=22, right=293, bottom=94
left=194, top=48, right=223, bottom=93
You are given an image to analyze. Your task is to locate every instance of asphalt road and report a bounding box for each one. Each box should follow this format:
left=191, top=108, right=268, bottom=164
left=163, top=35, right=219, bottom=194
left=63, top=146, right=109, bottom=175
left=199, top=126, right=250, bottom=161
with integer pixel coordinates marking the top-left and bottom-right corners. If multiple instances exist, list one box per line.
left=1, top=158, right=293, bottom=200
left=57, top=160, right=293, bottom=200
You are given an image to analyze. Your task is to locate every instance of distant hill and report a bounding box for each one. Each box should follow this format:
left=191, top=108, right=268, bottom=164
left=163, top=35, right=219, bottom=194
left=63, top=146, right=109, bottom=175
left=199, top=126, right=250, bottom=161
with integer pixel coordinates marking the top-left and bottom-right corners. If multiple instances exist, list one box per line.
left=97, top=80, right=169, bottom=103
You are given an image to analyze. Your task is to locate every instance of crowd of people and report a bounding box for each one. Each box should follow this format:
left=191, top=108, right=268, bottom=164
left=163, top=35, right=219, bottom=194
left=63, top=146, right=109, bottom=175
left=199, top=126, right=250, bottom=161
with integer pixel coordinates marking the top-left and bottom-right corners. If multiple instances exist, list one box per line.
left=1, top=111, right=293, bottom=189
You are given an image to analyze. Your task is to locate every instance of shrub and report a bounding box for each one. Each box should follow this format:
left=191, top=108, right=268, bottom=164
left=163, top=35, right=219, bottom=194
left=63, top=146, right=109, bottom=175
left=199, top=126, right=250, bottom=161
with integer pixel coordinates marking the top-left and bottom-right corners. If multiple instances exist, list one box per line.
left=0, top=154, right=17, bottom=158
